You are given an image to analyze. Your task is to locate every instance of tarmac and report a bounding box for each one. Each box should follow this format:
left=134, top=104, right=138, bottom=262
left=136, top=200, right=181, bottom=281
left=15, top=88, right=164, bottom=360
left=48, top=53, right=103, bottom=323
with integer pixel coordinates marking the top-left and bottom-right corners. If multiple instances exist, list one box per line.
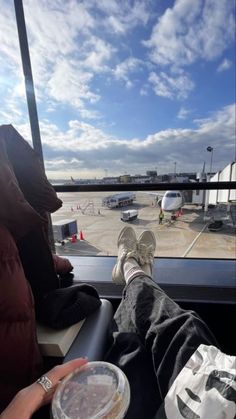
left=52, top=191, right=236, bottom=259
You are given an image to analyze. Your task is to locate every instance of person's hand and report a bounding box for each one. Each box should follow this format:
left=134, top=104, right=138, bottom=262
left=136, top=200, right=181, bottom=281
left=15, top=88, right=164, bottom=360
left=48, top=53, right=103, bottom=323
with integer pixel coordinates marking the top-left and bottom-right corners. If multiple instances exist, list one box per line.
left=53, top=254, right=73, bottom=275
left=0, top=358, right=87, bottom=419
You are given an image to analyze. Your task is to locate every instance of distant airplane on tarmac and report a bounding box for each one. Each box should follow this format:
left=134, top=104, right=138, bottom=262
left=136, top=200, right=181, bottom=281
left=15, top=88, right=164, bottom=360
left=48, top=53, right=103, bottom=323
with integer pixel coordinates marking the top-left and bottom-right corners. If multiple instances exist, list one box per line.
left=70, top=174, right=184, bottom=214
left=161, top=191, right=185, bottom=213
left=149, top=190, right=185, bottom=214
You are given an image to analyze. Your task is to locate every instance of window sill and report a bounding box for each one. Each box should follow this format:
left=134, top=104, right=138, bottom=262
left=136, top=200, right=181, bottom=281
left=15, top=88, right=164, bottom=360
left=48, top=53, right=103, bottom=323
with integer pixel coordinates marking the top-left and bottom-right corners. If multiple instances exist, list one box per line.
left=67, top=256, right=236, bottom=304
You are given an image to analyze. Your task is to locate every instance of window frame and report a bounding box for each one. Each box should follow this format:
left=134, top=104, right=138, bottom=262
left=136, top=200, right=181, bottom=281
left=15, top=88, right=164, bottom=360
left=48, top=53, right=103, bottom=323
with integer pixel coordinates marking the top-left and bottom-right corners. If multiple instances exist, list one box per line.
left=53, top=180, right=236, bottom=302
left=54, top=180, right=235, bottom=194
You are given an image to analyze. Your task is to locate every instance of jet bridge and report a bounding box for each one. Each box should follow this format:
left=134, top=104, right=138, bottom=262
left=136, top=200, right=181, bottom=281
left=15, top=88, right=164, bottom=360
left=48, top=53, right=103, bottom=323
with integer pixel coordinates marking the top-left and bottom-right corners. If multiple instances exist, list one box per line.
left=209, top=162, right=236, bottom=204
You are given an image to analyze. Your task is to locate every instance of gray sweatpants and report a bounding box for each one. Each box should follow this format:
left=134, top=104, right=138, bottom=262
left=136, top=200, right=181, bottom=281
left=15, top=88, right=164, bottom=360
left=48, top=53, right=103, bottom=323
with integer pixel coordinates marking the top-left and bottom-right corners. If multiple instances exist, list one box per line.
left=105, top=276, right=218, bottom=419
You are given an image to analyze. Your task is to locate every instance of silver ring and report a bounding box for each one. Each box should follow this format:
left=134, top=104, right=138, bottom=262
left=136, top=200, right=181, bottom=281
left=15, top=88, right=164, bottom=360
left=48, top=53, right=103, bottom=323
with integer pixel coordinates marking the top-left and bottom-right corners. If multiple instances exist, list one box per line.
left=37, top=375, right=53, bottom=392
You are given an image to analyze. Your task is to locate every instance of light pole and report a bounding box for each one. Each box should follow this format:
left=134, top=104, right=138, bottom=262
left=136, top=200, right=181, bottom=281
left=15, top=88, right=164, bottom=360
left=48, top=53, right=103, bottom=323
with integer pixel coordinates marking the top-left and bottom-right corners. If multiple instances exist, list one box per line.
left=207, top=146, right=214, bottom=178
left=174, top=162, right=177, bottom=178
left=204, top=146, right=214, bottom=216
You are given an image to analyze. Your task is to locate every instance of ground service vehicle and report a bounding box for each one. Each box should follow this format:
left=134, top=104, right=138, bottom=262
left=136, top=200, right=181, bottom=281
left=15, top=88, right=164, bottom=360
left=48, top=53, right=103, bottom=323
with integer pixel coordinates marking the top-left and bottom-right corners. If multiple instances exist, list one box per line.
left=121, top=209, right=138, bottom=221
left=102, top=192, right=136, bottom=208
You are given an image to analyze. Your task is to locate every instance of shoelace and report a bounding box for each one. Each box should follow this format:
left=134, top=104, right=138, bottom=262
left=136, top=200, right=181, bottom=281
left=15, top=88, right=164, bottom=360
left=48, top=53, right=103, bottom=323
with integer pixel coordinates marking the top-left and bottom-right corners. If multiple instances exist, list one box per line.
left=120, top=238, right=138, bottom=258
left=138, top=243, right=154, bottom=265
left=126, top=249, right=139, bottom=260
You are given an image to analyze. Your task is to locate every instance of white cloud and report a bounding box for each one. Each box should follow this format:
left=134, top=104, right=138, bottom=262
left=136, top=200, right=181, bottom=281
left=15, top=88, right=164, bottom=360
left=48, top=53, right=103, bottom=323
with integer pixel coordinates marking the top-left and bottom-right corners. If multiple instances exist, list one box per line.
left=0, top=1, right=27, bottom=121
left=0, top=1, right=117, bottom=119
left=1, top=0, right=234, bottom=176
left=14, top=103, right=235, bottom=178
left=0, top=104, right=23, bottom=125
left=217, top=58, right=232, bottom=73
left=177, top=107, right=191, bottom=120
left=140, top=86, right=148, bottom=96
left=0, top=88, right=28, bottom=126
left=91, top=0, right=151, bottom=35
left=142, top=0, right=234, bottom=100
left=0, top=3, right=21, bottom=67
left=107, top=15, right=127, bottom=35
left=149, top=71, right=194, bottom=99
left=0, top=0, right=151, bottom=124
left=193, top=104, right=235, bottom=134
left=24, top=0, right=94, bottom=57
left=48, top=60, right=100, bottom=109
left=143, top=0, right=235, bottom=67
left=82, top=36, right=115, bottom=72
left=79, top=108, right=102, bottom=120
left=113, top=57, right=143, bottom=87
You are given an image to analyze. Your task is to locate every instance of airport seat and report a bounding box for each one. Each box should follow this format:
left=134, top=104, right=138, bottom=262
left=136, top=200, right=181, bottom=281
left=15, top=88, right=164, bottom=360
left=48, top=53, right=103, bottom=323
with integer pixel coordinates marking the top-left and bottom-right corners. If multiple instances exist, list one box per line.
left=32, top=300, right=114, bottom=419
left=63, top=298, right=114, bottom=362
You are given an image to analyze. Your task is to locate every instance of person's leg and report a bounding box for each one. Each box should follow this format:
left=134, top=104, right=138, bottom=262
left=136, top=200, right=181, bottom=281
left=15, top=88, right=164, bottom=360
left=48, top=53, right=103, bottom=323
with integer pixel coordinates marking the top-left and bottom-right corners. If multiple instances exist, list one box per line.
left=106, top=227, right=218, bottom=419
left=108, top=228, right=158, bottom=418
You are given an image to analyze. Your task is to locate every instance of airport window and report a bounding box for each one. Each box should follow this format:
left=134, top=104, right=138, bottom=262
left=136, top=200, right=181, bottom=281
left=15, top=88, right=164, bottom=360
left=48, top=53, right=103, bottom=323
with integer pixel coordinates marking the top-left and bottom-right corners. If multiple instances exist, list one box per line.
left=52, top=182, right=236, bottom=260
left=1, top=2, right=235, bottom=264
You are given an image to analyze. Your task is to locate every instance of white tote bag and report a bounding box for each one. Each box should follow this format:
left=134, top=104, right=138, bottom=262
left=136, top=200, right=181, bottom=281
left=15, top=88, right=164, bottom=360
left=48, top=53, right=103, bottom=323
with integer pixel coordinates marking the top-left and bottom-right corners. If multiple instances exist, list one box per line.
left=157, top=344, right=236, bottom=419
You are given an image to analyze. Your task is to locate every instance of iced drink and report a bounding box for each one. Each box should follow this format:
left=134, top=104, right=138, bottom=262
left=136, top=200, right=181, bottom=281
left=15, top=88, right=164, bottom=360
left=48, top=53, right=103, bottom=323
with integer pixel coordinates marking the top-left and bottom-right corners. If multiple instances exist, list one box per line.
left=52, top=361, right=130, bottom=419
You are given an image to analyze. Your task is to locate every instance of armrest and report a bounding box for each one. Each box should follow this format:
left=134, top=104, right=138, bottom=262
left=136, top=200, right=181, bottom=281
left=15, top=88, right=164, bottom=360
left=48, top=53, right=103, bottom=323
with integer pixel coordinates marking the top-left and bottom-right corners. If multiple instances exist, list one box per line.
left=63, top=299, right=113, bottom=362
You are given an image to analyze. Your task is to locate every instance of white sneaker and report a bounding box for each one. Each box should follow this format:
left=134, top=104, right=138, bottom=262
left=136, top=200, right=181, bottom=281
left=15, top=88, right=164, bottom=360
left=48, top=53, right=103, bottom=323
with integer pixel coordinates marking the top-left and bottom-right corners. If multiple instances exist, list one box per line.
left=137, top=230, right=156, bottom=276
left=112, top=226, right=138, bottom=284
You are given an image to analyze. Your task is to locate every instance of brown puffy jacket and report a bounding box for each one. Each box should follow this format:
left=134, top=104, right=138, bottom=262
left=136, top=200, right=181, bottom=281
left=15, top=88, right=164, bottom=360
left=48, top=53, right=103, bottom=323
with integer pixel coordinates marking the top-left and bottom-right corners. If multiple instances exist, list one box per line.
left=0, top=124, right=62, bottom=412
left=0, top=126, right=99, bottom=410
left=0, top=225, right=43, bottom=412
left=0, top=124, right=62, bottom=304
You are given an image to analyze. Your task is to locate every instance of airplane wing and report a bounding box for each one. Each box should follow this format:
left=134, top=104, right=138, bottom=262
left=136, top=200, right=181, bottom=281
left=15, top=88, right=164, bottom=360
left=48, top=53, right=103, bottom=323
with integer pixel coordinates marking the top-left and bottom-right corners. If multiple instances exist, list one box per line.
left=138, top=191, right=165, bottom=196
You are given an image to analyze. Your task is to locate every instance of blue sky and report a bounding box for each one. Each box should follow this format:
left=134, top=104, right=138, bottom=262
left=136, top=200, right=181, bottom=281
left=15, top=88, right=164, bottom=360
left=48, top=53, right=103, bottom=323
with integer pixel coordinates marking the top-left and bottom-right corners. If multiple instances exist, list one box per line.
left=0, top=0, right=235, bottom=179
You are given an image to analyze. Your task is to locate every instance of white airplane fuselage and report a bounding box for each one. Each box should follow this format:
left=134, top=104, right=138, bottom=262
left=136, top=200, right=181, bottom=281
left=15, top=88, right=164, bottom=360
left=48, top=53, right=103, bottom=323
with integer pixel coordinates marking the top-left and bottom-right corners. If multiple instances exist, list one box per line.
left=161, top=191, right=184, bottom=212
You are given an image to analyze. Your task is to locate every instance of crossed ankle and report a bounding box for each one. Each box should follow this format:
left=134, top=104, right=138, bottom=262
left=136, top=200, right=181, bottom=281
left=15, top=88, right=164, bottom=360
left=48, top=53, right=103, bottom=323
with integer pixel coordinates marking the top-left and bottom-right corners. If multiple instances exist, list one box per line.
left=125, top=266, right=147, bottom=283
left=126, top=250, right=139, bottom=262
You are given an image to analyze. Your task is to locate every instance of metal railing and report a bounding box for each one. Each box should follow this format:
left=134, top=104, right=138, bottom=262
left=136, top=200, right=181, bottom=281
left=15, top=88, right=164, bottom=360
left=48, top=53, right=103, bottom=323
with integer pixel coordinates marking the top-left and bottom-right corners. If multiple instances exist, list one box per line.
left=54, top=181, right=236, bottom=193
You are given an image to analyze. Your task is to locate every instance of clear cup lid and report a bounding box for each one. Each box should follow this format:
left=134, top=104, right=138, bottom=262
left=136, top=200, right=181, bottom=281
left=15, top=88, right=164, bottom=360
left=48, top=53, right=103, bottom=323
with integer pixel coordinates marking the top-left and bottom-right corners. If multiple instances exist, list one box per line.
left=52, top=361, right=130, bottom=419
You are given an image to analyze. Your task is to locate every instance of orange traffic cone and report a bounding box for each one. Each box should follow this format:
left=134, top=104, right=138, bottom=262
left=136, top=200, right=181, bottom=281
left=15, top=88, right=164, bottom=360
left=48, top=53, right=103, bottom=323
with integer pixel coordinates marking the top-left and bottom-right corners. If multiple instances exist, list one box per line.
left=79, top=230, right=84, bottom=240
left=71, top=234, right=77, bottom=243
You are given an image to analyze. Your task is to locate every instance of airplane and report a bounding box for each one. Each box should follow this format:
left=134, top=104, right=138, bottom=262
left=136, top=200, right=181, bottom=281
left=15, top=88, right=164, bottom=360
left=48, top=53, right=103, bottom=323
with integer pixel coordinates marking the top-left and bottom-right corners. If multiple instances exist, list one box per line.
left=70, top=176, right=184, bottom=215
left=160, top=190, right=184, bottom=213
left=148, top=190, right=185, bottom=215
left=70, top=173, right=184, bottom=214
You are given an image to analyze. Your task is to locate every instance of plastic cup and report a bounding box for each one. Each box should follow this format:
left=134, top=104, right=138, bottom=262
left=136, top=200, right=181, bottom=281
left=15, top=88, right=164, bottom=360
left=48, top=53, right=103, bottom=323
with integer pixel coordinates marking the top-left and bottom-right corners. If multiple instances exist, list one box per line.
left=51, top=361, right=130, bottom=419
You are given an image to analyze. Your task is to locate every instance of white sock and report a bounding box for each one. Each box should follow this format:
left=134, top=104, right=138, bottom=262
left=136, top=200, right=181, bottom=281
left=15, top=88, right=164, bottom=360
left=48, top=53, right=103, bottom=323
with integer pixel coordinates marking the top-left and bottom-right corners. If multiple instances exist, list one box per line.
left=123, top=257, right=146, bottom=284
left=142, top=263, right=152, bottom=277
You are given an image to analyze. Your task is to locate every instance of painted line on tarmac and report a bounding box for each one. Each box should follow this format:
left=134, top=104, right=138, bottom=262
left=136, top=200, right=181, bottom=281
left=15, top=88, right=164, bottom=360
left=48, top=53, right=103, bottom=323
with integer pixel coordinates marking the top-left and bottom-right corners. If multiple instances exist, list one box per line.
left=182, top=223, right=208, bottom=258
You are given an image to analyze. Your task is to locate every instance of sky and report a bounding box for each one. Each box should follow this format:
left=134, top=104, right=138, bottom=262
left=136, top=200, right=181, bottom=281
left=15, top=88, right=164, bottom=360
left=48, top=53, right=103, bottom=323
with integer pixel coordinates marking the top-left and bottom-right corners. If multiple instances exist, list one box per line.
left=0, top=0, right=235, bottom=180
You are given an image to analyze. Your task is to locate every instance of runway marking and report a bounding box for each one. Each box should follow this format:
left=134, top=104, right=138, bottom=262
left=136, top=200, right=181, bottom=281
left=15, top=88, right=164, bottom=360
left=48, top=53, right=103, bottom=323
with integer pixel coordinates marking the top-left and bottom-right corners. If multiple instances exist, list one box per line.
left=182, top=223, right=208, bottom=258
